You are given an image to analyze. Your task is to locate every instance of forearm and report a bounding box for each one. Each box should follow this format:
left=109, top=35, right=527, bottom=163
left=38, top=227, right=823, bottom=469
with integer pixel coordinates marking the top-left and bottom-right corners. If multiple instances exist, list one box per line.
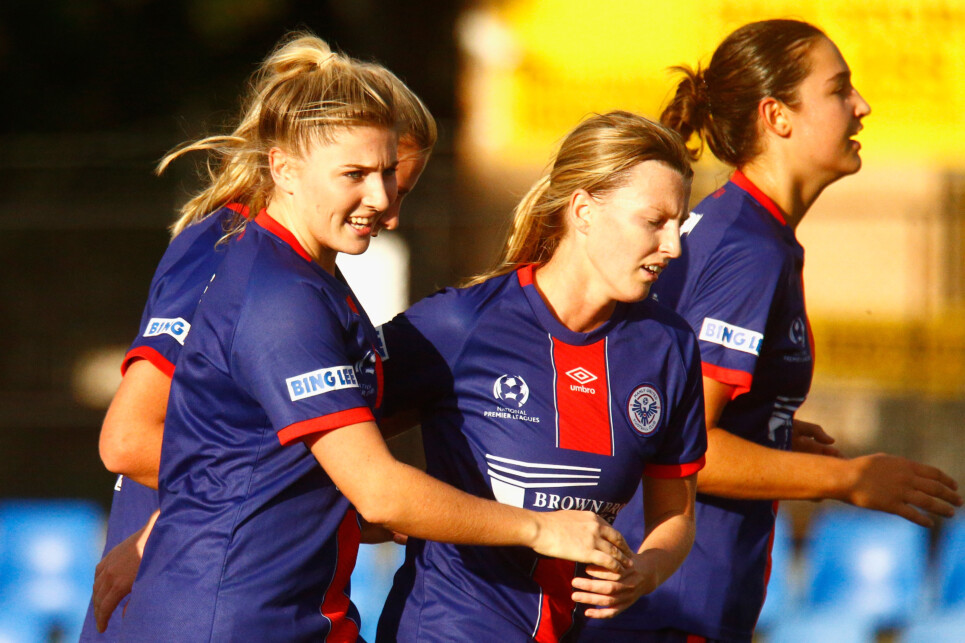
left=635, top=512, right=695, bottom=588
left=698, top=427, right=849, bottom=500
left=353, top=458, right=540, bottom=547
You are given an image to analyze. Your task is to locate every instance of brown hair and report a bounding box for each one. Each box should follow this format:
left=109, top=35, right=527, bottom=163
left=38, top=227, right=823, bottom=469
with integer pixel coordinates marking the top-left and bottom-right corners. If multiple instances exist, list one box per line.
left=660, top=19, right=826, bottom=166
left=467, top=110, right=692, bottom=286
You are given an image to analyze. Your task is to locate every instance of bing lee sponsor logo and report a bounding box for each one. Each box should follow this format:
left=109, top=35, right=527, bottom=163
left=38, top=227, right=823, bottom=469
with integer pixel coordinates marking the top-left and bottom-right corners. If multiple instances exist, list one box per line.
left=286, top=365, right=359, bottom=401
left=143, top=317, right=190, bottom=346
left=699, top=317, right=763, bottom=356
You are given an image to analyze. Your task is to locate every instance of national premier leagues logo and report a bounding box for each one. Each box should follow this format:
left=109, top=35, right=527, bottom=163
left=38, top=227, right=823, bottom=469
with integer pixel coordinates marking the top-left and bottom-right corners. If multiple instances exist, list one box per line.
left=627, top=384, right=662, bottom=435
left=493, top=374, right=530, bottom=408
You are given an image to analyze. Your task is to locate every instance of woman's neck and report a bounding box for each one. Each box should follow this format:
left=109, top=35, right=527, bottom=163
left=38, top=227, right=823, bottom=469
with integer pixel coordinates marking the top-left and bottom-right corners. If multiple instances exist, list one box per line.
left=532, top=248, right=616, bottom=333
left=740, top=158, right=829, bottom=230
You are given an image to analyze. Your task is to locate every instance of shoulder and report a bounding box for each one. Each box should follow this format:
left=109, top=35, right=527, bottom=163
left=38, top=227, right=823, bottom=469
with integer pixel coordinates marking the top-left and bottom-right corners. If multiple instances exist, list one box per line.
left=405, top=271, right=518, bottom=333
left=687, top=188, right=788, bottom=271
left=626, top=299, right=698, bottom=354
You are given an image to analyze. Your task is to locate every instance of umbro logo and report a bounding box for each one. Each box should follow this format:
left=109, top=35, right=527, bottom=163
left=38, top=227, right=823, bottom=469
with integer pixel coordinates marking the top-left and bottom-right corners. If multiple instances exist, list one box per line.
left=565, top=367, right=598, bottom=385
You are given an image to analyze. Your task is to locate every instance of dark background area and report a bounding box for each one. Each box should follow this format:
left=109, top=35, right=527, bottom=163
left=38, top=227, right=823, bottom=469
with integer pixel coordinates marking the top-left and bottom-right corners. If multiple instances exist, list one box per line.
left=0, top=0, right=463, bottom=508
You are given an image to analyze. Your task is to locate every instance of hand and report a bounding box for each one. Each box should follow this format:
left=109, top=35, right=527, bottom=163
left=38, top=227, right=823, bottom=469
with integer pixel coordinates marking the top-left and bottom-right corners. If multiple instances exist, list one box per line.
left=572, top=553, right=657, bottom=619
left=530, top=511, right=632, bottom=573
left=92, top=528, right=144, bottom=631
left=843, top=453, right=963, bottom=527
left=791, top=420, right=840, bottom=457
left=359, top=517, right=406, bottom=545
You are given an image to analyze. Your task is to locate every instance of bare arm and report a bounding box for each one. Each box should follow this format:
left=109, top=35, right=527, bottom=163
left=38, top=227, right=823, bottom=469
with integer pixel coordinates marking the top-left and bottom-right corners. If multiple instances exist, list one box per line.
left=306, top=422, right=632, bottom=568
left=98, top=359, right=169, bottom=489
left=698, top=377, right=961, bottom=527
left=573, top=474, right=697, bottom=618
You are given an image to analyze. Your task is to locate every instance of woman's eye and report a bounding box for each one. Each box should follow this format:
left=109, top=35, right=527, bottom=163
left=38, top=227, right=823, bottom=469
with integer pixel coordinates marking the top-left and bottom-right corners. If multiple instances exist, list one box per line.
left=345, top=170, right=363, bottom=180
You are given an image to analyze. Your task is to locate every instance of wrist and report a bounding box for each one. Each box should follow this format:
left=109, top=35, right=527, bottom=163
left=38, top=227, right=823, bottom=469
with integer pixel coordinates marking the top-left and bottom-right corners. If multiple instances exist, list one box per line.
left=823, top=455, right=856, bottom=502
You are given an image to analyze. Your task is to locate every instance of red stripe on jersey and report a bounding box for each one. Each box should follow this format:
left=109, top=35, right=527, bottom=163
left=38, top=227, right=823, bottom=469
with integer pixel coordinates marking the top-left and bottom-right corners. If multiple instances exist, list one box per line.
left=685, top=636, right=708, bottom=643
left=532, top=558, right=576, bottom=643
left=345, top=296, right=359, bottom=314
left=277, top=407, right=374, bottom=446
left=701, top=362, right=752, bottom=399
left=732, top=170, right=787, bottom=226
left=644, top=455, right=706, bottom=479
left=517, top=263, right=536, bottom=287
left=552, top=338, right=612, bottom=456
left=254, top=210, right=314, bottom=263
left=320, top=509, right=361, bottom=643
left=121, top=347, right=175, bottom=378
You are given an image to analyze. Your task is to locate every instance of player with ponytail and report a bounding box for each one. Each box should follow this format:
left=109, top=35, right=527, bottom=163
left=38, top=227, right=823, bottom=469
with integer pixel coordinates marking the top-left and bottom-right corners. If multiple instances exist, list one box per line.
left=375, top=111, right=706, bottom=642
left=581, top=19, right=961, bottom=643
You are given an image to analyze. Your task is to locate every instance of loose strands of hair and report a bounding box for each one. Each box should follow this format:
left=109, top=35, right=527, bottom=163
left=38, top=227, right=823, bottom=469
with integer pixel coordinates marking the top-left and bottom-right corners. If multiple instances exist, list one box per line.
left=465, top=110, right=692, bottom=287
left=158, top=32, right=397, bottom=243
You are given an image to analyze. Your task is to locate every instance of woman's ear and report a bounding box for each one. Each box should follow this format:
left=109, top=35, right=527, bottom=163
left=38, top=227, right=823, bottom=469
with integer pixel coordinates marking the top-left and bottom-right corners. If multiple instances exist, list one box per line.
left=758, top=97, right=792, bottom=138
left=268, top=147, right=298, bottom=194
left=569, top=189, right=595, bottom=235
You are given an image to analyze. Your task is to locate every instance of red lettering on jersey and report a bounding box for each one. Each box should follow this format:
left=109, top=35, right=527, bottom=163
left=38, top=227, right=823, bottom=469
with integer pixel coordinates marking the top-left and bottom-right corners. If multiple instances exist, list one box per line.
left=320, top=509, right=361, bottom=643
left=552, top=338, right=612, bottom=456
left=532, top=558, right=576, bottom=643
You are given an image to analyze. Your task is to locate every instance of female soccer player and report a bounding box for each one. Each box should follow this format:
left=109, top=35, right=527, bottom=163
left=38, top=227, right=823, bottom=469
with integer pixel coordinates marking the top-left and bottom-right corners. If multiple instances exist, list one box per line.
left=580, top=19, right=962, bottom=643
left=375, top=111, right=707, bottom=642
left=81, top=37, right=439, bottom=640
left=88, top=35, right=631, bottom=643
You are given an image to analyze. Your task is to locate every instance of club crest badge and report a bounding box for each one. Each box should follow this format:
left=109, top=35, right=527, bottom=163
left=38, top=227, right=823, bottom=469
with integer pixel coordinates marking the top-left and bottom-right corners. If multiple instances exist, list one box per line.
left=627, top=385, right=661, bottom=435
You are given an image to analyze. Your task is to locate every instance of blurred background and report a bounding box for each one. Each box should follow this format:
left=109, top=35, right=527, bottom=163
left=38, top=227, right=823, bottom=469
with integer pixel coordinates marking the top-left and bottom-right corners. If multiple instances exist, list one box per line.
left=1, top=0, right=963, bottom=641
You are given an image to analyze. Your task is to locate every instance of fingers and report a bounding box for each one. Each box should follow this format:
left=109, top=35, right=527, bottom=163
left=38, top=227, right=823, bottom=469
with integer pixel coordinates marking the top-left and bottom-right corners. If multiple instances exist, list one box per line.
left=598, top=521, right=633, bottom=558
left=587, top=546, right=627, bottom=573
left=913, top=462, right=960, bottom=494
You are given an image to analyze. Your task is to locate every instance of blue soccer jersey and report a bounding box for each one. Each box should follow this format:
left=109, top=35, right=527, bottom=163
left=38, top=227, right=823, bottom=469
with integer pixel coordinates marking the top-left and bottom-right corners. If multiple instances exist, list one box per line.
left=375, top=264, right=706, bottom=643
left=585, top=171, right=814, bottom=642
left=119, top=211, right=384, bottom=642
left=80, top=204, right=244, bottom=642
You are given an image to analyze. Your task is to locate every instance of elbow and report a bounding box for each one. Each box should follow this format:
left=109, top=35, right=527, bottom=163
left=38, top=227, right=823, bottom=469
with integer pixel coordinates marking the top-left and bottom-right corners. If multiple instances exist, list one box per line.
left=98, top=419, right=136, bottom=476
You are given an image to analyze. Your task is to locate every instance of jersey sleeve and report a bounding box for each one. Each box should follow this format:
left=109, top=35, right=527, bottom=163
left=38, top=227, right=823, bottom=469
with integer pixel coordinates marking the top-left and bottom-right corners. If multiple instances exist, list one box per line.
left=643, top=327, right=707, bottom=479
left=231, top=280, right=374, bottom=446
left=122, top=269, right=198, bottom=378
left=684, top=238, right=785, bottom=396
left=380, top=287, right=472, bottom=417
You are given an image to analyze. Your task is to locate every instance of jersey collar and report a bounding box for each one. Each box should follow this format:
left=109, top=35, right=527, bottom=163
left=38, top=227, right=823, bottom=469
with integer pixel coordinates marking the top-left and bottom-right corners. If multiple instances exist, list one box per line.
left=731, top=170, right=788, bottom=226
left=254, top=209, right=314, bottom=263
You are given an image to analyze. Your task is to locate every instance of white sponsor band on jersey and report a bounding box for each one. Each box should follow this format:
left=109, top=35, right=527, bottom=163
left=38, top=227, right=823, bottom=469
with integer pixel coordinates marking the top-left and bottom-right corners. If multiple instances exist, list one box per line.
left=699, top=317, right=764, bottom=356
left=286, top=365, right=359, bottom=401
left=143, top=317, right=190, bottom=345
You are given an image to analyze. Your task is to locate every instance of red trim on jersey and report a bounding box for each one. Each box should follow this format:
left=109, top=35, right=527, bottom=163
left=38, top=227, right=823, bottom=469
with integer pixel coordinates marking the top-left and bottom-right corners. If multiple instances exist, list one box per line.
left=277, top=407, right=375, bottom=446
left=254, top=210, right=314, bottom=263
left=731, top=170, right=787, bottom=226
left=517, top=263, right=535, bottom=287
left=686, top=636, right=708, bottom=643
left=345, top=296, right=359, bottom=314
left=532, top=558, right=577, bottom=643
left=319, top=508, right=361, bottom=643
left=644, top=455, right=706, bottom=479
left=225, top=202, right=249, bottom=216
left=121, top=347, right=175, bottom=378
left=701, top=362, right=752, bottom=399
left=552, top=338, right=613, bottom=456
